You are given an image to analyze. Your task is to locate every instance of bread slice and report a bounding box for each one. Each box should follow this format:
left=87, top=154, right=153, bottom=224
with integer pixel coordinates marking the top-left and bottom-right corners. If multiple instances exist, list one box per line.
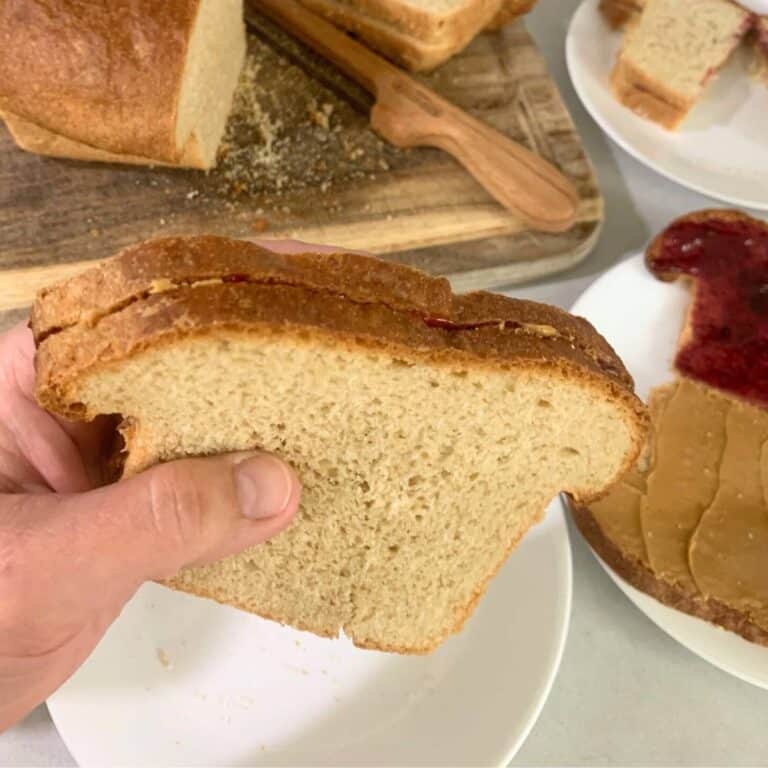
left=297, top=0, right=538, bottom=70
left=0, top=0, right=245, bottom=168
left=33, top=236, right=646, bottom=653
left=610, top=0, right=751, bottom=129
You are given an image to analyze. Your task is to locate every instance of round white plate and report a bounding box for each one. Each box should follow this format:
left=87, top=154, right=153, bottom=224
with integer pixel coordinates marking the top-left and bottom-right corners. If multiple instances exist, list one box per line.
left=48, top=498, right=571, bottom=766
left=567, top=0, right=768, bottom=210
left=571, top=254, right=768, bottom=690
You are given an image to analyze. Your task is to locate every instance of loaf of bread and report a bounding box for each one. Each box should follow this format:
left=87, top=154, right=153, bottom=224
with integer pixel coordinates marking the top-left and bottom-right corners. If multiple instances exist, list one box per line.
left=297, top=0, right=538, bottom=71
left=0, top=0, right=246, bottom=168
left=610, top=0, right=751, bottom=129
left=32, top=236, right=646, bottom=653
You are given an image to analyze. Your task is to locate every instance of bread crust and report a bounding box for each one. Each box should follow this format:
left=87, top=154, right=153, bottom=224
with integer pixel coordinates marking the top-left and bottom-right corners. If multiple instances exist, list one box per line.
left=31, top=237, right=634, bottom=400
left=610, top=60, right=688, bottom=130
left=0, top=0, right=204, bottom=166
left=36, top=280, right=645, bottom=483
left=571, top=503, right=768, bottom=646
left=30, top=236, right=454, bottom=340
left=1, top=111, right=205, bottom=169
left=34, top=239, right=646, bottom=500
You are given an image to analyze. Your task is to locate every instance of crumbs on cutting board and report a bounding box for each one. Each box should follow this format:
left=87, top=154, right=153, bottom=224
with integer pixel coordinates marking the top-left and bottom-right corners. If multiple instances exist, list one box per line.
left=212, top=34, right=404, bottom=200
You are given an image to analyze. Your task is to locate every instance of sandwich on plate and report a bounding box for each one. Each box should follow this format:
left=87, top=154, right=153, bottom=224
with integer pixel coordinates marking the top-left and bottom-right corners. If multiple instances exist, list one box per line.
left=32, top=237, right=646, bottom=653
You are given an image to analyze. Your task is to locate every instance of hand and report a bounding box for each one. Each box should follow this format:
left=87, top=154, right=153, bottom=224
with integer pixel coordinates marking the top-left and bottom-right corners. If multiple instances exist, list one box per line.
left=0, top=322, right=300, bottom=731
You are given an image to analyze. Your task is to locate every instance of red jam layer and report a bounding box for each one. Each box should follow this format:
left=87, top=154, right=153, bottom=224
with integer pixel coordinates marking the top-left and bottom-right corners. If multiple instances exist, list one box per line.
left=648, top=215, right=768, bottom=408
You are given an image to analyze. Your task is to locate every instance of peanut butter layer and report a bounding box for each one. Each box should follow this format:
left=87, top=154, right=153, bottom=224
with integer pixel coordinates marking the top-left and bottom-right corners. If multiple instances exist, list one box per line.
left=588, top=384, right=673, bottom=567
left=641, top=379, right=729, bottom=595
left=689, top=402, right=768, bottom=632
left=589, top=481, right=648, bottom=567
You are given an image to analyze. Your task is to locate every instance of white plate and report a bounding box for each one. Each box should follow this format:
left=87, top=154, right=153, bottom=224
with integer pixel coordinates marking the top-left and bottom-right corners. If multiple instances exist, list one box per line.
left=47, top=498, right=571, bottom=766
left=571, top=254, right=768, bottom=690
left=567, top=0, right=768, bottom=210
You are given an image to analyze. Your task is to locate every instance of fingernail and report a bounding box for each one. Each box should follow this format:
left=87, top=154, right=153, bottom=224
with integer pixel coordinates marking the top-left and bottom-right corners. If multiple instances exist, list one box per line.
left=235, top=454, right=295, bottom=520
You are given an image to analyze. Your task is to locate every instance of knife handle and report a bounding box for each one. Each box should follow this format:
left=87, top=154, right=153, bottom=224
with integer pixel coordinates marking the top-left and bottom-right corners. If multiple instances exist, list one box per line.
left=371, top=74, right=579, bottom=233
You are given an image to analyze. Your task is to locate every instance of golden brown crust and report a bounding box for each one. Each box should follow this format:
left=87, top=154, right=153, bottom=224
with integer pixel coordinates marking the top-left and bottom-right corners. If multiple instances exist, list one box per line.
left=571, top=502, right=768, bottom=647
left=0, top=0, right=199, bottom=165
left=35, top=279, right=643, bottom=443
left=0, top=110, right=202, bottom=168
left=30, top=236, right=453, bottom=341
left=610, top=60, right=688, bottom=130
left=32, top=236, right=638, bottom=398
left=34, top=239, right=647, bottom=500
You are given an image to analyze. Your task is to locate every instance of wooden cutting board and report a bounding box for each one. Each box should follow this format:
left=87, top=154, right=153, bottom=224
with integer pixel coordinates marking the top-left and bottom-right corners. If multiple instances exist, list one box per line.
left=0, top=9, right=602, bottom=332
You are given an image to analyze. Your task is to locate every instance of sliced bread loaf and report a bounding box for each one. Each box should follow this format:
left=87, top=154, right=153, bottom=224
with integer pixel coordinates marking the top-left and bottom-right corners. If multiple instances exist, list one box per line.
left=33, top=236, right=646, bottom=653
left=611, top=0, right=751, bottom=129
left=297, top=0, right=538, bottom=70
left=0, top=0, right=245, bottom=168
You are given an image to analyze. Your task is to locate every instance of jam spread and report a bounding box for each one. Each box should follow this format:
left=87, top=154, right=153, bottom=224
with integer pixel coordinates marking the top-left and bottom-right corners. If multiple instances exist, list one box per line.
left=222, top=273, right=250, bottom=284
left=648, top=215, right=768, bottom=408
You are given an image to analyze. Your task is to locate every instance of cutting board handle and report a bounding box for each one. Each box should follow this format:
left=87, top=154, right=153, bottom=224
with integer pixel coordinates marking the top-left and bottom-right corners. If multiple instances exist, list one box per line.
left=372, top=74, right=579, bottom=233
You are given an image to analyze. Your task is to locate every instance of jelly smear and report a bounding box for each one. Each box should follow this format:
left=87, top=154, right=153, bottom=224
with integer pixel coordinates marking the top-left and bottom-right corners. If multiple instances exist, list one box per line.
left=648, top=215, right=768, bottom=408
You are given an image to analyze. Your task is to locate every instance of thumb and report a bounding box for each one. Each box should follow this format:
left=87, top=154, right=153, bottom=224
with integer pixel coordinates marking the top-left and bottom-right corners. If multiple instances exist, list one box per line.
left=11, top=452, right=300, bottom=608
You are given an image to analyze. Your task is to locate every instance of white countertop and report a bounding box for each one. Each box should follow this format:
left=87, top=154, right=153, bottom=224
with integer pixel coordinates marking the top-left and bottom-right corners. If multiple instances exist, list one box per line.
left=3, top=2, right=768, bottom=765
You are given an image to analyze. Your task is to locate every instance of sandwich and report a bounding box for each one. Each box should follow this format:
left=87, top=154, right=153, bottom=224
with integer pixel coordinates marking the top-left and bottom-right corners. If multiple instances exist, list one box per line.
left=572, top=210, right=768, bottom=646
left=32, top=236, right=646, bottom=653
left=611, top=0, right=751, bottom=129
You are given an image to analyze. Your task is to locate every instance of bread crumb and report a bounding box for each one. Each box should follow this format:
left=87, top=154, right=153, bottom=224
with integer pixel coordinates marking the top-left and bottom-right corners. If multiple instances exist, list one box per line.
left=252, top=217, right=270, bottom=233
left=212, top=23, right=405, bottom=200
left=156, top=648, right=173, bottom=670
left=89, top=228, right=101, bottom=237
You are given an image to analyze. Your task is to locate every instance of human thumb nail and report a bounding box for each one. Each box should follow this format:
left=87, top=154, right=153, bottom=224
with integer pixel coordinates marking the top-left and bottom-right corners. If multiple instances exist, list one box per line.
left=234, top=453, right=297, bottom=520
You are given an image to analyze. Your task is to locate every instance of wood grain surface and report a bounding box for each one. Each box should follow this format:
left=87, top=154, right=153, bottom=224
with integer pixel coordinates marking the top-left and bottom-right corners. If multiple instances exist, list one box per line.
left=0, top=9, right=602, bottom=333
